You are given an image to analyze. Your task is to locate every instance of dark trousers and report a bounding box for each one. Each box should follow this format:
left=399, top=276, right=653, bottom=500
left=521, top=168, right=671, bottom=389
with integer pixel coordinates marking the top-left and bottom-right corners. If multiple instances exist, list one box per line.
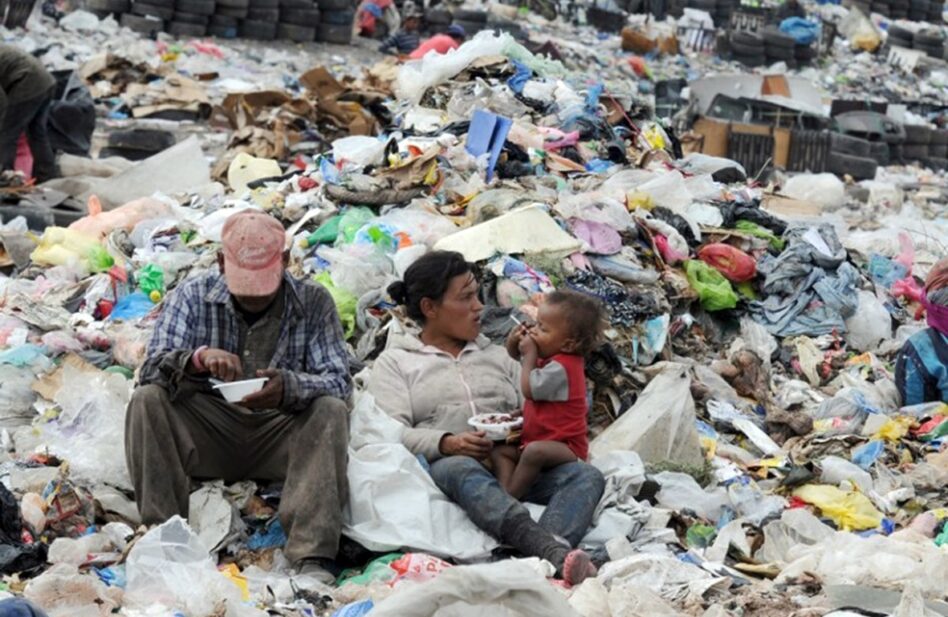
left=0, top=90, right=59, bottom=182
left=125, top=384, right=349, bottom=563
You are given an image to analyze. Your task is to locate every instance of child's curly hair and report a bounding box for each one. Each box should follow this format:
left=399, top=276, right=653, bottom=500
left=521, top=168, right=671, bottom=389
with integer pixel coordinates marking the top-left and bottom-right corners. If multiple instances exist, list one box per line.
left=545, top=289, right=607, bottom=355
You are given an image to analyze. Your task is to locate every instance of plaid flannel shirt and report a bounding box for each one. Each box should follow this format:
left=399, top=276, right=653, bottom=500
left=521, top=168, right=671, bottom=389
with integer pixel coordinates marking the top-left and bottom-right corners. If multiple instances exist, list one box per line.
left=140, top=270, right=351, bottom=410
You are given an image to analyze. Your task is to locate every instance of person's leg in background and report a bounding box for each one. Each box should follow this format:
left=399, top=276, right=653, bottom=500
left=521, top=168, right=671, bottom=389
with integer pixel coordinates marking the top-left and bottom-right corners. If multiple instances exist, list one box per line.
left=24, top=91, right=58, bottom=182
left=0, top=101, right=35, bottom=174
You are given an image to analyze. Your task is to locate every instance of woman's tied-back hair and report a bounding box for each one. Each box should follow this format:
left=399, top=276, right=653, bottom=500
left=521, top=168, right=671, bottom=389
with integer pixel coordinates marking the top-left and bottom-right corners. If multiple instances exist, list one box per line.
left=387, top=250, right=473, bottom=323
left=545, top=289, right=607, bottom=355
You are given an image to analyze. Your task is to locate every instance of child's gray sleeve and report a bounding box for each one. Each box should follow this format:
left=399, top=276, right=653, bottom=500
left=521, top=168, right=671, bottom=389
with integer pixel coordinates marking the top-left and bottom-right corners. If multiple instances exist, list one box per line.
left=529, top=361, right=569, bottom=402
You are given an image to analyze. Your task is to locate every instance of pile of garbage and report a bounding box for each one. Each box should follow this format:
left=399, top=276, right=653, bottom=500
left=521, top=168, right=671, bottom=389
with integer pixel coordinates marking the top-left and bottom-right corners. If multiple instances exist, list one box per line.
left=0, top=0, right=947, bottom=615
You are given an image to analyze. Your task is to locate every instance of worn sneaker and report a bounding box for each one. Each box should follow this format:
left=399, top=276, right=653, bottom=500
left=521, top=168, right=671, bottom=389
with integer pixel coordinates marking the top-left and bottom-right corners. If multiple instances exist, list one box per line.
left=293, top=558, right=337, bottom=586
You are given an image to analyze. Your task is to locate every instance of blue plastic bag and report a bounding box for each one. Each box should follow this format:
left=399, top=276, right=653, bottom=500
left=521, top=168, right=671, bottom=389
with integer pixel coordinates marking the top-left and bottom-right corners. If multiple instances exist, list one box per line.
left=109, top=291, right=155, bottom=321
left=779, top=17, right=819, bottom=45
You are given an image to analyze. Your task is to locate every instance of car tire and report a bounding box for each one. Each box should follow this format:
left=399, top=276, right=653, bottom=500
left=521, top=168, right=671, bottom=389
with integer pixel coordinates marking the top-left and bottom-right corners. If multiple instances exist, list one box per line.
left=730, top=38, right=764, bottom=55
left=731, top=30, right=763, bottom=47
left=247, top=6, right=278, bottom=19
left=167, top=20, right=207, bottom=34
left=930, top=129, right=948, bottom=145
left=216, top=5, right=247, bottom=16
left=174, top=10, right=209, bottom=23
left=210, top=11, right=237, bottom=24
left=827, top=152, right=878, bottom=180
left=904, top=124, right=933, bottom=144
left=120, top=12, right=164, bottom=32
left=320, top=8, right=352, bottom=23
left=762, top=26, right=795, bottom=48
left=888, top=34, right=913, bottom=48
left=915, top=29, right=946, bottom=46
left=733, top=52, right=765, bottom=67
left=453, top=8, right=487, bottom=22
left=425, top=8, right=451, bottom=24
left=869, top=141, right=890, bottom=165
left=132, top=1, right=175, bottom=18
left=240, top=18, right=277, bottom=37
left=215, top=0, right=248, bottom=8
left=902, top=144, right=930, bottom=160
left=926, top=156, right=948, bottom=170
left=830, top=132, right=872, bottom=157
left=86, top=0, right=131, bottom=12
left=930, top=144, right=948, bottom=158
left=315, top=21, right=350, bottom=42
left=208, top=22, right=238, bottom=35
left=794, top=43, right=818, bottom=59
left=316, top=0, right=349, bottom=9
left=888, top=24, right=913, bottom=40
left=280, top=6, right=319, bottom=24
left=453, top=19, right=483, bottom=34
left=277, top=22, right=315, bottom=40
left=765, top=47, right=795, bottom=60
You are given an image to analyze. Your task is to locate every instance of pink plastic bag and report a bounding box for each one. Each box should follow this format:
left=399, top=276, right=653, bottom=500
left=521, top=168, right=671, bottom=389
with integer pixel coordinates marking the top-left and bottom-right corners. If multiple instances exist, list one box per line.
left=655, top=233, right=688, bottom=265
left=388, top=553, right=452, bottom=585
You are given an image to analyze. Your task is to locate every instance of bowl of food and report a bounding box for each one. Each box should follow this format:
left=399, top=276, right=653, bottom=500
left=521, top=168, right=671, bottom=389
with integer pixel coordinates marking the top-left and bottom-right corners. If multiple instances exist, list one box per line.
left=212, top=378, right=268, bottom=403
left=467, top=413, right=523, bottom=441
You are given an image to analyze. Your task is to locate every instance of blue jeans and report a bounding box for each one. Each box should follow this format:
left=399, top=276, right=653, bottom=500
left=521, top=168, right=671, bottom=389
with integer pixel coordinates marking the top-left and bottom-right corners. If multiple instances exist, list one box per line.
left=0, top=599, right=49, bottom=617
left=429, top=456, right=605, bottom=548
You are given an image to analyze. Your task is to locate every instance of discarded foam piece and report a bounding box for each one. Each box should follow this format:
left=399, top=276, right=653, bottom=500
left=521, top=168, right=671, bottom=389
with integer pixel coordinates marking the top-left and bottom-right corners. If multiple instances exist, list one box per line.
left=227, top=152, right=283, bottom=195
left=433, top=205, right=582, bottom=262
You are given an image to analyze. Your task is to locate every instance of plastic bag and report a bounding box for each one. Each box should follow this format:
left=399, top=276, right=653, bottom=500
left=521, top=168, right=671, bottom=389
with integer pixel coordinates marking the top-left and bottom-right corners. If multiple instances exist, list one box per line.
left=69, top=196, right=172, bottom=241
left=314, top=272, right=358, bottom=339
left=335, top=207, right=376, bottom=245
left=844, top=290, right=891, bottom=352
left=590, top=366, right=703, bottom=467
left=735, top=220, right=785, bottom=251
left=792, top=484, right=883, bottom=531
left=697, top=244, right=757, bottom=283
left=136, top=264, right=165, bottom=302
left=653, top=472, right=729, bottom=523
left=820, top=456, right=873, bottom=493
left=124, top=516, right=246, bottom=616
left=109, top=291, right=156, bottom=321
left=779, top=17, right=820, bottom=45
left=31, top=227, right=114, bottom=274
left=316, top=244, right=394, bottom=298
left=333, top=136, right=388, bottom=168
left=684, top=260, right=738, bottom=311
left=782, top=173, right=845, bottom=209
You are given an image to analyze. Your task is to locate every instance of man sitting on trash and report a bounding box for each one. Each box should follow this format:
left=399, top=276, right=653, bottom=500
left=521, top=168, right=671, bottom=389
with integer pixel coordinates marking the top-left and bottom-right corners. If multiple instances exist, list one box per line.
left=125, top=210, right=351, bottom=585
left=378, top=3, right=423, bottom=55
left=0, top=44, right=60, bottom=183
left=409, top=24, right=466, bottom=59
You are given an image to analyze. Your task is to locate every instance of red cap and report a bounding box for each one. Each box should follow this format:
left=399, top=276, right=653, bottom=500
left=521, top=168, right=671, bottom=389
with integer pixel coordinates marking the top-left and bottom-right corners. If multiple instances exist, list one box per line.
left=221, top=211, right=286, bottom=297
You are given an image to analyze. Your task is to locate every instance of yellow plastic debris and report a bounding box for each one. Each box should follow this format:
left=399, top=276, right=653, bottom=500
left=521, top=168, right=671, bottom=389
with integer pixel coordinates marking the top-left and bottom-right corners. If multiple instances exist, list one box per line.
left=219, top=563, right=249, bottom=601
left=792, top=484, right=883, bottom=531
left=872, top=416, right=915, bottom=443
left=626, top=190, right=654, bottom=211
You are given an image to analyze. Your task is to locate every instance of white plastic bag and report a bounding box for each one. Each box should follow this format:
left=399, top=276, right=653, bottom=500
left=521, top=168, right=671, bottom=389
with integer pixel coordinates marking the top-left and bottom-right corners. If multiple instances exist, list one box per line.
left=783, top=173, right=846, bottom=209
left=820, top=455, right=873, bottom=493
left=844, top=290, right=892, bottom=352
left=124, top=516, right=249, bottom=616
left=343, top=394, right=498, bottom=560
left=590, top=365, right=703, bottom=467
left=653, top=472, right=729, bottom=523
left=332, top=136, right=388, bottom=168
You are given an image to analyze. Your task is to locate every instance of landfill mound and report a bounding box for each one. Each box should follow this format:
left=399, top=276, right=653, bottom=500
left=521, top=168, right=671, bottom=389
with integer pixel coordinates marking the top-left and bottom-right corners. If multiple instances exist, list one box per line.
left=0, top=0, right=947, bottom=616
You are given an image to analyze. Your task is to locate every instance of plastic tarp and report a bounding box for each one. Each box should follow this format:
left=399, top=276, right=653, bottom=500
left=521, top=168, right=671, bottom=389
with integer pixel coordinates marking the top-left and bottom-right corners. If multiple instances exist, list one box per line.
left=433, top=205, right=582, bottom=262
left=343, top=394, right=498, bottom=560
left=589, top=364, right=704, bottom=467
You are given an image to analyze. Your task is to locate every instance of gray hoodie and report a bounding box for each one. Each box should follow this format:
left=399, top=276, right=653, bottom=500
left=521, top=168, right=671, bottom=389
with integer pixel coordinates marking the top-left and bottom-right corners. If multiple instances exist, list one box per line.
left=368, top=324, right=523, bottom=461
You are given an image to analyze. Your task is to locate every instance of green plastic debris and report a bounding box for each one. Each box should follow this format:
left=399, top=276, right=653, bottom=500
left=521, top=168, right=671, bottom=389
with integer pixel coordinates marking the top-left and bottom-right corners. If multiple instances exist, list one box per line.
left=88, top=245, right=115, bottom=273
left=314, top=272, right=358, bottom=339
left=686, top=524, right=717, bottom=548
left=735, top=220, right=785, bottom=251
left=105, top=366, right=135, bottom=379
left=336, top=553, right=403, bottom=586
left=337, top=207, right=375, bottom=245
left=684, top=260, right=738, bottom=312
left=137, top=264, right=165, bottom=302
left=302, top=215, right=343, bottom=248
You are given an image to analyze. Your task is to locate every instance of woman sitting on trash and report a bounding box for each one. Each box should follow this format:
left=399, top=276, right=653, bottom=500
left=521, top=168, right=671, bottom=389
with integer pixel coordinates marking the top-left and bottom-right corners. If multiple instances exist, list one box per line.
left=896, top=257, right=948, bottom=405
left=369, top=250, right=604, bottom=585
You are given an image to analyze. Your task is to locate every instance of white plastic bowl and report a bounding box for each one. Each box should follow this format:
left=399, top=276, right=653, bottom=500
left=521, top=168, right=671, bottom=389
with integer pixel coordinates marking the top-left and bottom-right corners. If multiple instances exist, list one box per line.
left=212, top=378, right=268, bottom=403
left=467, top=413, right=523, bottom=441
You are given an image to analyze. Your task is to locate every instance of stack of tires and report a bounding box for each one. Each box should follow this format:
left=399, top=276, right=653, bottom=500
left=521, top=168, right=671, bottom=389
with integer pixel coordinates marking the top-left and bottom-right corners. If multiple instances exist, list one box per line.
left=929, top=129, right=948, bottom=169
left=762, top=26, right=795, bottom=65
left=928, top=0, right=944, bottom=23
left=913, top=27, right=946, bottom=58
left=685, top=0, right=715, bottom=16
left=910, top=0, right=931, bottom=20
left=729, top=30, right=765, bottom=67
left=890, top=0, right=909, bottom=19
left=238, top=0, right=278, bottom=40
left=168, top=0, right=214, bottom=35
left=887, top=23, right=913, bottom=47
left=794, top=40, right=817, bottom=65
left=826, top=132, right=878, bottom=180
left=316, top=0, right=352, bottom=44
left=214, top=0, right=249, bottom=37
left=903, top=124, right=932, bottom=164
left=452, top=8, right=487, bottom=36
left=86, top=0, right=131, bottom=19
left=278, top=0, right=320, bottom=42
left=125, top=0, right=173, bottom=33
